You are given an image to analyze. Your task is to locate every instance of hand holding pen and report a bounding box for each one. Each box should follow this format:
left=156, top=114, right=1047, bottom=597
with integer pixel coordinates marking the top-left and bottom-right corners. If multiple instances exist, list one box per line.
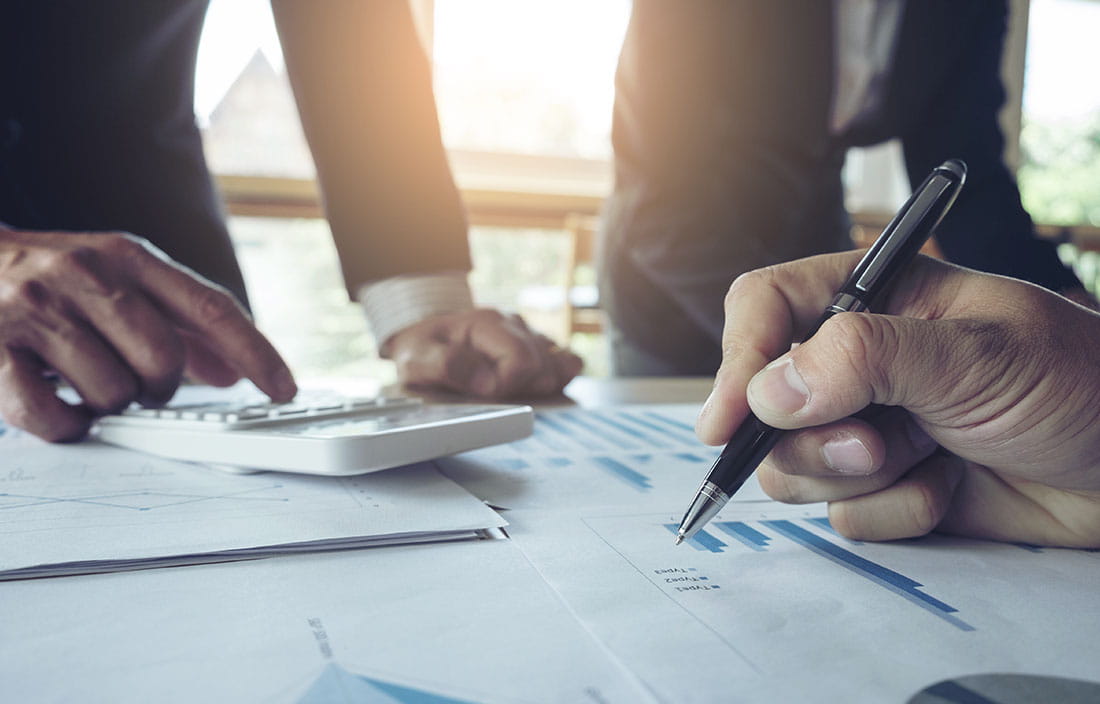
left=677, top=160, right=967, bottom=544
left=692, top=251, right=1100, bottom=550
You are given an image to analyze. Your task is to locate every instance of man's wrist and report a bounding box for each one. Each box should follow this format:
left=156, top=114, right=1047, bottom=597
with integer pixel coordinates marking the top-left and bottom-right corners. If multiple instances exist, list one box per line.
left=357, top=271, right=474, bottom=355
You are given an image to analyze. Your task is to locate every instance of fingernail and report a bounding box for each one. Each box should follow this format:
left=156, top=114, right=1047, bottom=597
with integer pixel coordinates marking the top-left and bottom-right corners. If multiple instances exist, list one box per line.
left=275, top=366, right=297, bottom=399
left=747, top=357, right=809, bottom=416
left=822, top=434, right=874, bottom=474
left=699, top=368, right=724, bottom=419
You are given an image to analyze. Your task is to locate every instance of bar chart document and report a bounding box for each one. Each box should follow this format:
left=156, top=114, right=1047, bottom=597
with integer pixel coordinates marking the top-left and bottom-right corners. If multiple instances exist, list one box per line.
left=507, top=503, right=1100, bottom=703
left=438, top=404, right=769, bottom=512
left=0, top=424, right=504, bottom=579
left=0, top=539, right=657, bottom=704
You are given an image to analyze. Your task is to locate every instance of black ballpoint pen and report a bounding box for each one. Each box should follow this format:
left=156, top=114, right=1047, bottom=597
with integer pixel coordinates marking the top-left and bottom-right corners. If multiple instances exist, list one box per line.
left=675, top=158, right=967, bottom=545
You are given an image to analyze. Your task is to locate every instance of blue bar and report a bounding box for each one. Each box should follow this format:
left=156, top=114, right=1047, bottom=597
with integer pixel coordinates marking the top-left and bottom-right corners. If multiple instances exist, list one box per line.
left=674, top=452, right=713, bottom=464
left=558, top=411, right=635, bottom=450
left=804, top=516, right=863, bottom=544
left=614, top=411, right=696, bottom=445
left=545, top=456, right=573, bottom=468
left=585, top=411, right=654, bottom=447
left=665, top=523, right=726, bottom=552
left=764, top=519, right=975, bottom=631
left=535, top=413, right=603, bottom=451
left=715, top=521, right=770, bottom=551
left=642, top=410, right=695, bottom=433
left=593, top=456, right=652, bottom=490
left=691, top=530, right=727, bottom=553
left=300, top=663, right=473, bottom=704
left=806, top=516, right=836, bottom=534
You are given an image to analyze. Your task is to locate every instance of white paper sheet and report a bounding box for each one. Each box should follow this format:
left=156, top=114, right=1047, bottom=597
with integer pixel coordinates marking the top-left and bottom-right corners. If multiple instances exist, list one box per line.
left=507, top=503, right=1100, bottom=703
left=0, top=539, right=657, bottom=704
left=438, top=404, right=769, bottom=512
left=0, top=427, right=504, bottom=579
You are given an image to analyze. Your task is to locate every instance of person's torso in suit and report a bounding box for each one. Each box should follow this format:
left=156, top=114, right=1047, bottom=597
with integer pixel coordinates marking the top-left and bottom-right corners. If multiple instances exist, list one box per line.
left=601, top=0, right=1079, bottom=375
left=0, top=0, right=249, bottom=305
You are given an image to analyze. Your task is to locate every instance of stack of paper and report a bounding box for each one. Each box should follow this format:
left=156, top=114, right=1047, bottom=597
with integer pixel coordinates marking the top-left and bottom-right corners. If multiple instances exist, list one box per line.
left=0, top=424, right=505, bottom=580
left=0, top=539, right=656, bottom=703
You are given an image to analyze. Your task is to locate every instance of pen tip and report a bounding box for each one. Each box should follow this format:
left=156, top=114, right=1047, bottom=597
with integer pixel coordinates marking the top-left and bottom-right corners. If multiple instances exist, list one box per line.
left=674, top=534, right=684, bottom=546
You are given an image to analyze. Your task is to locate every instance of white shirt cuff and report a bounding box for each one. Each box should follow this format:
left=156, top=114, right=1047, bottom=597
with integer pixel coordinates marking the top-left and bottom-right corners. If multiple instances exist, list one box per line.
left=357, top=272, right=475, bottom=349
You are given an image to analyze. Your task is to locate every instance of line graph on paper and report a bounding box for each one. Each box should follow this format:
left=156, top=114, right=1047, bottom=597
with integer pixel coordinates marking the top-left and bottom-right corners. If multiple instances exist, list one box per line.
left=0, top=483, right=288, bottom=514
left=0, top=442, right=375, bottom=536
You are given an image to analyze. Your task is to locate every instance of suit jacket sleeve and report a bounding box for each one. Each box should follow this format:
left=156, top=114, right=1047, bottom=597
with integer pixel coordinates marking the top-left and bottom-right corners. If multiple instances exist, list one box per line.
left=888, top=0, right=1080, bottom=293
left=271, top=0, right=472, bottom=297
left=600, top=0, right=850, bottom=359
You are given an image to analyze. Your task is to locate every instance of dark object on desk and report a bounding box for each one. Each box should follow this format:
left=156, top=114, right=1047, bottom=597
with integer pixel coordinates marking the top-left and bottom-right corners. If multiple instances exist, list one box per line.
left=676, top=159, right=966, bottom=544
left=910, top=673, right=1100, bottom=704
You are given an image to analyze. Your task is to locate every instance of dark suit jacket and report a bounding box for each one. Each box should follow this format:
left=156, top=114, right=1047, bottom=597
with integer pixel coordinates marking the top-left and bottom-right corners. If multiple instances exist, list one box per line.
left=0, top=0, right=471, bottom=309
left=601, top=0, right=1080, bottom=375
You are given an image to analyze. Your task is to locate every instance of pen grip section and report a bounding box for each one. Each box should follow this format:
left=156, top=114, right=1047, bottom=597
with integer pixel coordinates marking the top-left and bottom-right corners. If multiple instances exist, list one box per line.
left=710, top=413, right=783, bottom=494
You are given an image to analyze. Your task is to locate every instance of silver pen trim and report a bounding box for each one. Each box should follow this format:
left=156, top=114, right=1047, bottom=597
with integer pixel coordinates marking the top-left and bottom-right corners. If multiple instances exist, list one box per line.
left=675, top=481, right=731, bottom=544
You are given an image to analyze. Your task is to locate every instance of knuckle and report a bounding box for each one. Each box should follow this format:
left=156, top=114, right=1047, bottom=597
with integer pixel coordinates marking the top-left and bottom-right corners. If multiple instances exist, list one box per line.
left=0, top=278, right=51, bottom=308
left=99, top=232, right=159, bottom=266
left=473, top=308, right=506, bottom=325
left=50, top=318, right=89, bottom=349
left=51, top=245, right=103, bottom=274
left=756, top=466, right=806, bottom=504
left=902, top=482, right=943, bottom=537
left=1, top=398, right=36, bottom=435
left=189, top=285, right=243, bottom=325
left=140, top=339, right=186, bottom=385
left=41, top=245, right=117, bottom=295
left=720, top=338, right=754, bottom=367
left=0, top=397, right=88, bottom=443
left=98, top=232, right=143, bottom=254
left=724, top=268, right=771, bottom=306
left=89, top=377, right=140, bottom=415
left=820, top=313, right=898, bottom=401
left=827, top=504, right=861, bottom=540
left=821, top=313, right=877, bottom=366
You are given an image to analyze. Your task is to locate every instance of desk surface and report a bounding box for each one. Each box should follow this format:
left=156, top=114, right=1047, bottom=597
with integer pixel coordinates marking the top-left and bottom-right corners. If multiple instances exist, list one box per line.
left=383, top=374, right=713, bottom=410
left=562, top=375, right=711, bottom=407
left=4, top=376, right=1099, bottom=704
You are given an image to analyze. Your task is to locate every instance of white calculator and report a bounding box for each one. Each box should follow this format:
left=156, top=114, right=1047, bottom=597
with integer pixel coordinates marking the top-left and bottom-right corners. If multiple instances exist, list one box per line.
left=93, top=389, right=533, bottom=476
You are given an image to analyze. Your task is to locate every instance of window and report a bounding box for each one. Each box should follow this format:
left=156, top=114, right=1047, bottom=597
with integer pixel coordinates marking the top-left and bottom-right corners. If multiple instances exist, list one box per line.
left=196, top=0, right=628, bottom=379
left=431, top=0, right=627, bottom=161
left=1018, top=0, right=1100, bottom=227
left=197, top=1, right=377, bottom=381
left=195, top=1, right=1100, bottom=381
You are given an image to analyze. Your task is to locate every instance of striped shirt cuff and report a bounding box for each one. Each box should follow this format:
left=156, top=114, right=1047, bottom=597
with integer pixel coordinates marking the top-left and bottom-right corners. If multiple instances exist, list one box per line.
left=357, top=271, right=475, bottom=349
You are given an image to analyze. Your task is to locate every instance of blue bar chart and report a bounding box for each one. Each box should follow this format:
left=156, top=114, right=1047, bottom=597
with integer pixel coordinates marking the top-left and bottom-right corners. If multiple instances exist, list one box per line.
left=659, top=514, right=974, bottom=631
left=763, top=519, right=974, bottom=631
left=593, top=456, right=653, bottom=491
left=529, top=408, right=704, bottom=455
left=438, top=405, right=743, bottom=509
left=299, top=663, right=473, bottom=704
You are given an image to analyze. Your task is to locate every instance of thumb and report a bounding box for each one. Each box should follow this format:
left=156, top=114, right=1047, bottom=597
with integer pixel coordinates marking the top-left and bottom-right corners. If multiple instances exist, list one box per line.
left=744, top=311, right=977, bottom=430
